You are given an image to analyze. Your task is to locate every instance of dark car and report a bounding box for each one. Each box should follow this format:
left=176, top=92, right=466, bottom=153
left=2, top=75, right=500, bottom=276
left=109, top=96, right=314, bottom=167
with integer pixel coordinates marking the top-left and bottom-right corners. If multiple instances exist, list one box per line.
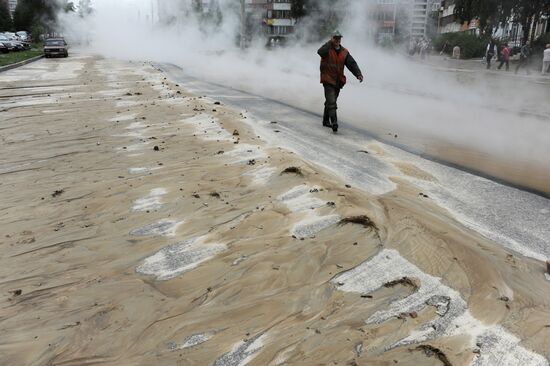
left=0, top=34, right=19, bottom=52
left=0, top=42, right=8, bottom=53
left=2, top=32, right=27, bottom=50
left=44, top=38, right=69, bottom=58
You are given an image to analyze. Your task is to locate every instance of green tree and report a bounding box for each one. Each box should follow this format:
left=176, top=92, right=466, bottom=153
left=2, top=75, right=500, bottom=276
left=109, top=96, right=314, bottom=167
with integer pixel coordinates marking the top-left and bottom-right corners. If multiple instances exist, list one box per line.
left=454, top=0, right=550, bottom=41
left=14, top=0, right=57, bottom=30
left=291, top=0, right=307, bottom=19
left=63, top=1, right=76, bottom=13
left=513, top=0, right=550, bottom=44
left=0, top=0, right=12, bottom=31
left=78, top=0, right=93, bottom=18
left=13, top=0, right=74, bottom=32
left=454, top=0, right=515, bottom=35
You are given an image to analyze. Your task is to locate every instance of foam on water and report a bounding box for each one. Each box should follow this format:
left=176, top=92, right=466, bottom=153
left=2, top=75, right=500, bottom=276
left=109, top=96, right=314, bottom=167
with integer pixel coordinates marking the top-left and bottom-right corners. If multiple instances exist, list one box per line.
left=119, top=141, right=151, bottom=152
left=182, top=113, right=233, bottom=141
left=42, top=109, right=69, bottom=114
left=132, top=188, right=167, bottom=212
left=128, top=167, right=162, bottom=175
left=110, top=113, right=137, bottom=122
left=125, top=121, right=146, bottom=129
left=136, top=236, right=226, bottom=281
left=292, top=214, right=340, bottom=238
left=243, top=166, right=276, bottom=185
left=226, top=144, right=267, bottom=165
left=278, top=185, right=326, bottom=213
left=116, top=100, right=141, bottom=108
left=278, top=186, right=338, bottom=238
left=213, top=333, right=267, bottom=366
left=97, top=89, right=130, bottom=97
left=332, top=249, right=548, bottom=366
left=130, top=220, right=183, bottom=237
left=179, top=333, right=213, bottom=349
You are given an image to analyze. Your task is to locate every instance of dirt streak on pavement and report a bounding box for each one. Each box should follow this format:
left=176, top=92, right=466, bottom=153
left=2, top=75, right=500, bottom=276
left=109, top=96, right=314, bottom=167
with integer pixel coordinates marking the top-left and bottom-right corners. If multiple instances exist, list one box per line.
left=0, top=55, right=549, bottom=366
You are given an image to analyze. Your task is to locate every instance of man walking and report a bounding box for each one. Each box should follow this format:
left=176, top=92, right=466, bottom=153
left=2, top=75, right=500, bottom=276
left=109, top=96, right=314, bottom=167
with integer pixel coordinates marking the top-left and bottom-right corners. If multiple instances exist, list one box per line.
left=318, top=30, right=363, bottom=132
left=543, top=44, right=550, bottom=74
left=515, top=43, right=531, bottom=75
left=486, top=41, right=496, bottom=69
left=498, top=43, right=511, bottom=71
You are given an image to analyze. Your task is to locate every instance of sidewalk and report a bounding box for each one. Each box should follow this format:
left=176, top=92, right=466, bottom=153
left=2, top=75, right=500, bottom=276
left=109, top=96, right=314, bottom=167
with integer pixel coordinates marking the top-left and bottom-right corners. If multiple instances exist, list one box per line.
left=411, top=54, right=550, bottom=83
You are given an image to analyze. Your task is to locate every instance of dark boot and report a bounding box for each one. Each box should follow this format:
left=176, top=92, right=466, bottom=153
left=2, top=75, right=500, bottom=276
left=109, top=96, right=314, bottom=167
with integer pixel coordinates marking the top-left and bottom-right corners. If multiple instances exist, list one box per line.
left=322, top=108, right=331, bottom=127
left=330, top=113, right=338, bottom=133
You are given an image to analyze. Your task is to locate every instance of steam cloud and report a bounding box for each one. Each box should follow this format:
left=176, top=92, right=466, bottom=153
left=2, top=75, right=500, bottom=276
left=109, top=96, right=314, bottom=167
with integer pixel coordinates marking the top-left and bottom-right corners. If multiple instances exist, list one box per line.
left=58, top=0, right=550, bottom=193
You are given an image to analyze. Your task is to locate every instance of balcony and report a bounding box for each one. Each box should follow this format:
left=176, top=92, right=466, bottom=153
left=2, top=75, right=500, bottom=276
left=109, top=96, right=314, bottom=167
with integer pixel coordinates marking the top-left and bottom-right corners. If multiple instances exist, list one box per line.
left=265, top=18, right=296, bottom=26
left=273, top=3, right=291, bottom=11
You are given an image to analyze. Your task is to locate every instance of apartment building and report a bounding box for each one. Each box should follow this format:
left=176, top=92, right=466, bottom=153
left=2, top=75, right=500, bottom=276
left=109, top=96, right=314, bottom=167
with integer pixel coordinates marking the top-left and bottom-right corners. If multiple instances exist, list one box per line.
left=407, top=0, right=442, bottom=38
left=264, top=0, right=295, bottom=38
left=371, top=0, right=440, bottom=42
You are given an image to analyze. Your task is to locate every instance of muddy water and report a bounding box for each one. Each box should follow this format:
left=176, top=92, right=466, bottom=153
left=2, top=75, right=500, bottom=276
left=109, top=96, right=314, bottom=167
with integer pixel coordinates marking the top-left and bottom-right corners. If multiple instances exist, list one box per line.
left=0, top=56, right=549, bottom=366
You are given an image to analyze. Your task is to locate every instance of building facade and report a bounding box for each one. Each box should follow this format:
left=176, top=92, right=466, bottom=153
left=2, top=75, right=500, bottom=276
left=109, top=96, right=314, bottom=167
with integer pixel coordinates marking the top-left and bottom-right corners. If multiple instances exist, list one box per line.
left=8, top=0, right=17, bottom=18
left=157, top=0, right=296, bottom=43
left=263, top=0, right=295, bottom=39
left=371, top=0, right=440, bottom=42
left=437, top=0, right=549, bottom=46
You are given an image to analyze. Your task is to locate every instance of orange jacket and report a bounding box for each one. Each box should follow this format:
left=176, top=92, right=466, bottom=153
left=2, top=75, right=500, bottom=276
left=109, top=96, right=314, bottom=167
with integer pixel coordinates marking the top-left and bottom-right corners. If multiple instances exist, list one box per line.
left=320, top=46, right=349, bottom=87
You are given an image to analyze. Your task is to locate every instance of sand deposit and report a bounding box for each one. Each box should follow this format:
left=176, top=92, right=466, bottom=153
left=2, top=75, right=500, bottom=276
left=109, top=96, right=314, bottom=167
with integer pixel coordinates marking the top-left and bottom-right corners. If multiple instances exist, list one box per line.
left=0, top=55, right=548, bottom=366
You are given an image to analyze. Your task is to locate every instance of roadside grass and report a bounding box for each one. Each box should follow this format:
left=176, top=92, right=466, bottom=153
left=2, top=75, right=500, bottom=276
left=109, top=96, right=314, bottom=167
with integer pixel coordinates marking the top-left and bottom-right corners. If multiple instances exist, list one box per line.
left=0, top=49, right=43, bottom=67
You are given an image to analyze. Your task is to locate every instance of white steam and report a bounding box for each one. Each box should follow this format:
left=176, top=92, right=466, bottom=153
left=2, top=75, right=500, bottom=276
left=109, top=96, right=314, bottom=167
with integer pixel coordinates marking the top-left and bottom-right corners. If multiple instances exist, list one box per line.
left=58, top=0, right=550, bottom=193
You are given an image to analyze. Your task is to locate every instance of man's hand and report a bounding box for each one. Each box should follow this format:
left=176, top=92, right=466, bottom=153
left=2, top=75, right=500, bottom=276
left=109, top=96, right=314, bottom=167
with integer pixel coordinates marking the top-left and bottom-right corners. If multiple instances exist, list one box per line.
left=358, top=75, right=364, bottom=83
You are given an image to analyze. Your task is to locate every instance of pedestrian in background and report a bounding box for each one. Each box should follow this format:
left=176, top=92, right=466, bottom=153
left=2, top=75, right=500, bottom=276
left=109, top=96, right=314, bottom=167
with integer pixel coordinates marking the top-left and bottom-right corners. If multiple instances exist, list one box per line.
left=498, top=43, right=511, bottom=71
left=515, top=43, right=531, bottom=75
left=452, top=45, right=460, bottom=59
left=317, top=30, right=363, bottom=133
left=486, top=41, right=496, bottom=69
left=543, top=44, right=550, bottom=74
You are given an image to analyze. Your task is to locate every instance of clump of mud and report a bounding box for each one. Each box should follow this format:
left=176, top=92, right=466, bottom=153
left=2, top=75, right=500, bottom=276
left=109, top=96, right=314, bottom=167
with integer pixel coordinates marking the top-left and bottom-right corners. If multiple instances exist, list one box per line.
left=281, top=166, right=303, bottom=176
left=414, top=345, right=453, bottom=366
left=383, top=276, right=419, bottom=291
left=339, top=215, right=378, bottom=231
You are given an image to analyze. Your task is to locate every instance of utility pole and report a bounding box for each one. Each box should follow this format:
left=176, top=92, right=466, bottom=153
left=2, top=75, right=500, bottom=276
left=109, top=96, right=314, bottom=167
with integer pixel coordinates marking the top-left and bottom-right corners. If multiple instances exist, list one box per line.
left=240, top=0, right=246, bottom=49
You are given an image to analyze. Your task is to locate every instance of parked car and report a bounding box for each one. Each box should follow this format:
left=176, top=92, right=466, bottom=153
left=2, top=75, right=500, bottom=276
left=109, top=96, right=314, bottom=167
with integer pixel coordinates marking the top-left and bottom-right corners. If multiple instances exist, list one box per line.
left=0, top=41, right=8, bottom=54
left=16, top=31, right=31, bottom=42
left=0, top=34, right=19, bottom=52
left=44, top=38, right=69, bottom=58
left=3, top=32, right=30, bottom=50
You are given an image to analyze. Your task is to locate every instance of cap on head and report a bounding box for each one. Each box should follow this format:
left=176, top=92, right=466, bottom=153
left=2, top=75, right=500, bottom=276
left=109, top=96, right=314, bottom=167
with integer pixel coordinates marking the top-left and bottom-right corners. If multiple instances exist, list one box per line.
left=332, top=30, right=343, bottom=38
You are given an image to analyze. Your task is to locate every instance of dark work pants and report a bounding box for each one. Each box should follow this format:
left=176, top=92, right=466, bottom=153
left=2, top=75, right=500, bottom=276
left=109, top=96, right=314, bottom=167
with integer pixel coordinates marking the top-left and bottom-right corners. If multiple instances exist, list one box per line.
left=515, top=57, right=530, bottom=74
left=486, top=54, right=493, bottom=69
left=323, top=84, right=341, bottom=125
left=498, top=60, right=509, bottom=71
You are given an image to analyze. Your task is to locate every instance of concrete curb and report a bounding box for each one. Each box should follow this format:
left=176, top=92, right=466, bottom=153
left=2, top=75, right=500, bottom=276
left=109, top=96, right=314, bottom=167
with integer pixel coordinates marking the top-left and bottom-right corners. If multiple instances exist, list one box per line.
left=0, top=54, right=44, bottom=73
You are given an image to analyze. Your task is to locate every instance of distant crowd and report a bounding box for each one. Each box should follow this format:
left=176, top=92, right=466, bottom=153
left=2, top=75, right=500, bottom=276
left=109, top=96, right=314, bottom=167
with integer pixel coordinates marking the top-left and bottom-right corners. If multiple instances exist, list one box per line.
left=484, top=42, right=550, bottom=74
